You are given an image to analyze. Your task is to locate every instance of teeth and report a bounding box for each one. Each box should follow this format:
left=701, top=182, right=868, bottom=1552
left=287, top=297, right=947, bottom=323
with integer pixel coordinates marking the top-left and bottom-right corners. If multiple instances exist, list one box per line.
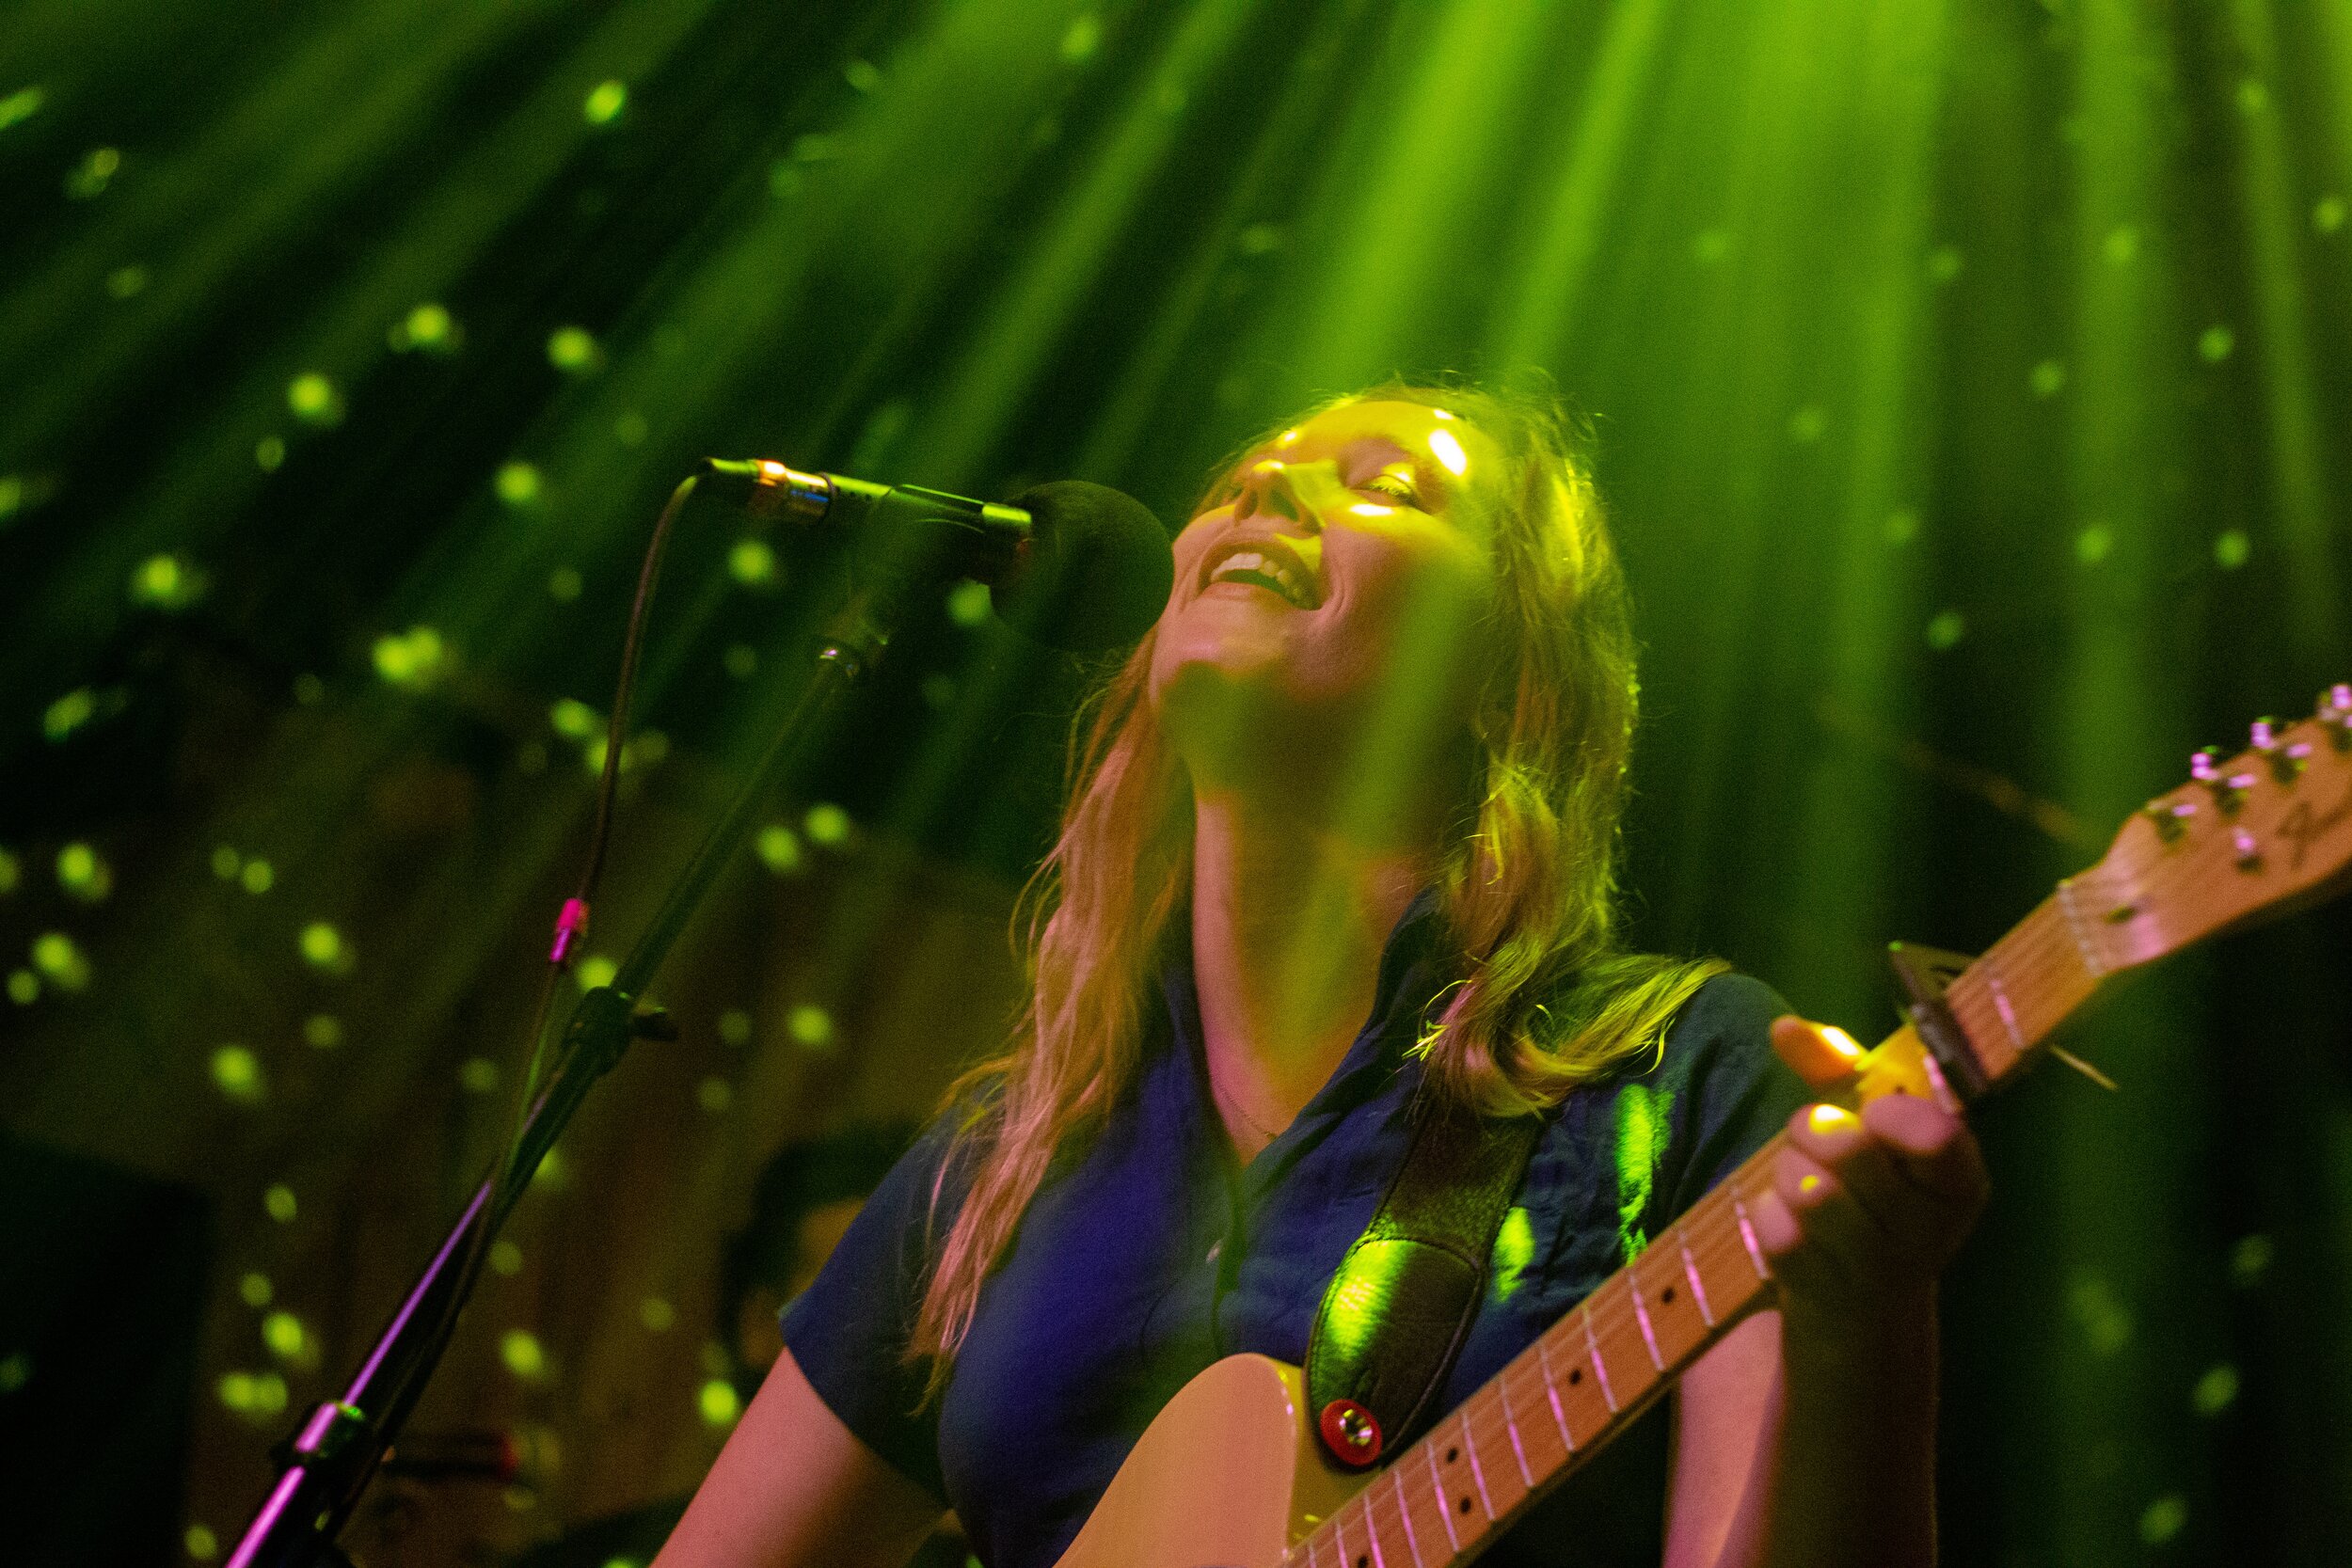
left=1208, top=547, right=1306, bottom=603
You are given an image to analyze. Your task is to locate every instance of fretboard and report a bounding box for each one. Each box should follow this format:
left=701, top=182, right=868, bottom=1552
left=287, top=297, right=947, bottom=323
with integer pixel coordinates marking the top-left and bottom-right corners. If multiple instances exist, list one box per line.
left=1290, top=894, right=2105, bottom=1568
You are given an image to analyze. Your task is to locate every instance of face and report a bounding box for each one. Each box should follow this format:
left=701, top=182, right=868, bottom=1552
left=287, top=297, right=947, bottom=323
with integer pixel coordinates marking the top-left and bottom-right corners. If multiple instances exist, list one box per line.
left=1148, top=400, right=1504, bottom=800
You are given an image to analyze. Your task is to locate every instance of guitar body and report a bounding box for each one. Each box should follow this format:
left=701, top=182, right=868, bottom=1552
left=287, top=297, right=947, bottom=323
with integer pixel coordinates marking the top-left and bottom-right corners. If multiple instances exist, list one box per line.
left=1049, top=1354, right=1363, bottom=1568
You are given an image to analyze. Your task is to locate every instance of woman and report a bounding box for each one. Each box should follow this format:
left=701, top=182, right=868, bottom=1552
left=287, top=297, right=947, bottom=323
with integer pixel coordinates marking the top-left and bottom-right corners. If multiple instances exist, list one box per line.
left=656, top=384, right=1988, bottom=1568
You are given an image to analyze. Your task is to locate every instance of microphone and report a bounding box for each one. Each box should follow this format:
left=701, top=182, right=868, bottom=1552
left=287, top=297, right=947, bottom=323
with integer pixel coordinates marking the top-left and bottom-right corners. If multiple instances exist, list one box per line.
left=701, top=459, right=1172, bottom=654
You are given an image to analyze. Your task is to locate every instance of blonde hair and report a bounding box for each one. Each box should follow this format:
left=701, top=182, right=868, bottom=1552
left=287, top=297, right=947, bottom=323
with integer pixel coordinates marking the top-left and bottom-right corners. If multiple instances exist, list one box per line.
left=908, top=379, right=1724, bottom=1393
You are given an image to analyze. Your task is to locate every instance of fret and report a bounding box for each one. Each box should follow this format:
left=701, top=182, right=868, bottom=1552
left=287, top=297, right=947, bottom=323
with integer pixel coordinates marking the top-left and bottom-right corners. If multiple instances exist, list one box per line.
left=1629, top=1247, right=1708, bottom=1368
left=1677, top=1227, right=1715, bottom=1326
left=1422, top=1440, right=1462, bottom=1551
left=1390, top=1467, right=1425, bottom=1568
left=1535, top=1338, right=1576, bottom=1452
left=1499, top=1374, right=1534, bottom=1487
left=1459, top=1413, right=1497, bottom=1520
left=1730, top=1193, right=1771, bottom=1280
left=1581, top=1305, right=1619, bottom=1413
left=2054, top=878, right=2109, bottom=977
left=1627, top=1275, right=1664, bottom=1370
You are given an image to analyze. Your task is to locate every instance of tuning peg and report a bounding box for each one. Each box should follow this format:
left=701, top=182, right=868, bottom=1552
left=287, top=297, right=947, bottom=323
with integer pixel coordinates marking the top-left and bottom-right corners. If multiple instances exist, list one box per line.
left=2320, top=685, right=2352, bottom=752
left=2191, top=747, right=2252, bottom=814
left=2249, top=718, right=2311, bottom=784
left=2232, top=826, right=2263, bottom=871
left=2139, top=798, right=2196, bottom=843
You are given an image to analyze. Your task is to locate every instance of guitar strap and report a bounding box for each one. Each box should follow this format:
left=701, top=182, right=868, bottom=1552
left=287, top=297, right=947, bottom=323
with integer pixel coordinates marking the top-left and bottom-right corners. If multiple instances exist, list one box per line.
left=1304, top=1105, right=1545, bottom=1469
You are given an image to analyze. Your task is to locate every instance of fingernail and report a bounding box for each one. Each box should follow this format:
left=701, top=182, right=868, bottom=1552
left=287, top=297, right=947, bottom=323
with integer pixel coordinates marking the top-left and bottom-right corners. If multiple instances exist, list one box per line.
left=1819, top=1025, right=1864, bottom=1060
left=1799, top=1174, right=1822, bottom=1196
left=1808, top=1103, right=1857, bottom=1132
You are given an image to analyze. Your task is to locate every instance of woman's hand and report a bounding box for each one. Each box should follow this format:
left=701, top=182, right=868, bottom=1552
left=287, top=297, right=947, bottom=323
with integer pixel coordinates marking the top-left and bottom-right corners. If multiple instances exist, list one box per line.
left=1750, top=1015, right=1991, bottom=1327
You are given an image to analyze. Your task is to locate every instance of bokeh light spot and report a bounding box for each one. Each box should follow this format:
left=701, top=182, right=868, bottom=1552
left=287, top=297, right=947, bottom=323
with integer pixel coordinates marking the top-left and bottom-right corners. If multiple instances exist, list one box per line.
left=500, top=1329, right=547, bottom=1381
left=548, top=566, right=583, bottom=602
left=0, top=846, right=16, bottom=893
left=727, top=539, right=778, bottom=588
left=303, top=1013, right=342, bottom=1049
left=698, top=1377, right=741, bottom=1427
left=0, top=1351, right=27, bottom=1391
left=844, top=59, right=882, bottom=93
left=723, top=643, right=757, bottom=679
left=946, top=578, right=992, bottom=626
left=920, top=673, right=958, bottom=710
left=490, top=1240, right=524, bottom=1275
left=2028, top=359, right=2066, bottom=398
left=2213, top=530, right=2250, bottom=569
left=755, top=823, right=803, bottom=876
left=2067, top=1271, right=2133, bottom=1354
left=2102, top=225, right=2138, bottom=266
left=184, top=1524, right=218, bottom=1560
left=1787, top=405, right=1827, bottom=442
left=0, top=87, right=44, bottom=132
left=640, top=1296, right=675, bottom=1332
left=255, top=436, right=286, bottom=472
left=2316, top=196, right=2346, bottom=234
left=2199, top=325, right=2236, bottom=362
left=1925, top=610, right=1966, bottom=652
left=803, top=802, right=851, bottom=847
left=43, top=687, right=96, bottom=742
left=261, top=1310, right=306, bottom=1361
left=458, top=1057, right=500, bottom=1094
left=31, top=931, right=90, bottom=990
left=373, top=626, right=447, bottom=689
left=56, top=841, right=112, bottom=901
left=211, top=846, right=242, bottom=879
left=2229, top=1233, right=2273, bottom=1286
left=2138, top=1496, right=2187, bottom=1545
left=300, top=921, right=350, bottom=972
left=1060, top=14, right=1103, bottom=62
left=547, top=325, right=601, bottom=373
left=582, top=80, right=628, bottom=125
left=6, top=970, right=36, bottom=1005
left=240, top=858, right=275, bottom=895
left=66, top=146, right=120, bottom=199
left=576, top=954, right=619, bottom=992
left=696, top=1076, right=733, bottom=1114
left=130, top=551, right=202, bottom=609
left=614, top=411, right=648, bottom=446
left=718, top=1008, right=752, bottom=1046
left=787, top=1004, right=834, bottom=1051
left=550, top=699, right=600, bottom=740
left=2234, top=78, right=2268, bottom=116
left=1882, top=510, right=1919, bottom=547
left=238, top=1272, right=273, bottom=1308
left=1924, top=245, right=1963, bottom=283
left=263, top=1183, right=298, bottom=1223
left=106, top=264, right=149, bottom=299
left=391, top=302, right=459, bottom=355
left=2074, top=525, right=2113, bottom=564
left=286, top=372, right=344, bottom=427
left=2191, top=1363, right=2239, bottom=1416
left=211, top=1044, right=265, bottom=1102
left=496, top=462, right=543, bottom=508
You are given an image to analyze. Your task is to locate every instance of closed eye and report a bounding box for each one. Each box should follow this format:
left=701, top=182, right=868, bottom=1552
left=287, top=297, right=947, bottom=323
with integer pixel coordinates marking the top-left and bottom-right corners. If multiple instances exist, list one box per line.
left=1360, top=473, right=1420, bottom=503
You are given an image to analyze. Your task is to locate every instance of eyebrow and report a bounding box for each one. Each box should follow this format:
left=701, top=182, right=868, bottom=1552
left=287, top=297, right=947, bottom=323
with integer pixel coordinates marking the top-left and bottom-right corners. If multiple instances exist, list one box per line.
left=1222, top=435, right=1453, bottom=507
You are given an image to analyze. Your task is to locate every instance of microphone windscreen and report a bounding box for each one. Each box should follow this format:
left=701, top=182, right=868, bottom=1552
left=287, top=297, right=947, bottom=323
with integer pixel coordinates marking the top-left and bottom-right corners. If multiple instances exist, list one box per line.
left=999, top=481, right=1173, bottom=653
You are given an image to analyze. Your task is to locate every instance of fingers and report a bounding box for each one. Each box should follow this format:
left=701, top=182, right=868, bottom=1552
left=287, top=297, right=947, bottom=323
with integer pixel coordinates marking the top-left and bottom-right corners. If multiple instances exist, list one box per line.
left=1770, top=1013, right=1866, bottom=1089
left=1761, top=1096, right=1989, bottom=1303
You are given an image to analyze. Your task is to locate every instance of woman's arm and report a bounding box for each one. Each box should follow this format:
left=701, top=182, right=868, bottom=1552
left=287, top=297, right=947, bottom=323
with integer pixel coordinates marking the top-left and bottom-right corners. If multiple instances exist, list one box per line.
left=652, top=1349, right=946, bottom=1568
left=1661, top=1018, right=1989, bottom=1568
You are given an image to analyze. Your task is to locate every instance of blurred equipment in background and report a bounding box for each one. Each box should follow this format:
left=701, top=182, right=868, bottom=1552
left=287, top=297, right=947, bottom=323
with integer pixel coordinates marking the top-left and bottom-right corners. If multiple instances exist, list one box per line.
left=0, top=1132, right=213, bottom=1568
left=508, top=1123, right=972, bottom=1568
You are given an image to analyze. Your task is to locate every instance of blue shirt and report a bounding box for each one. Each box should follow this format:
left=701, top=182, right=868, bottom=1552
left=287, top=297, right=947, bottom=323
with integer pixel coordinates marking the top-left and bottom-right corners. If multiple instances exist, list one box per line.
left=785, top=902, right=1805, bottom=1568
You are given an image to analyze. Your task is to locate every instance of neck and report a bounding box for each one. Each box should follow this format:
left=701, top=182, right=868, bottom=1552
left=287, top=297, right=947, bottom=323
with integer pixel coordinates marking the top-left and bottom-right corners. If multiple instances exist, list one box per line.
left=1188, top=786, right=1430, bottom=1161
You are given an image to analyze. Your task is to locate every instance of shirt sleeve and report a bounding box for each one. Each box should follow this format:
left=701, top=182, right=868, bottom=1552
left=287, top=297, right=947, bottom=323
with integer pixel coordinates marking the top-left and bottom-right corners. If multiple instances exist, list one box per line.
left=779, top=1117, right=968, bottom=1502
left=1652, top=972, right=1813, bottom=1224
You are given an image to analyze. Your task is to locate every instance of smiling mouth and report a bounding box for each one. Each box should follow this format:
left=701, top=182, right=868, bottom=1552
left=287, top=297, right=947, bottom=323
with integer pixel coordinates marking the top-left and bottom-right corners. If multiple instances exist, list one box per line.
left=1200, top=544, right=1317, bottom=608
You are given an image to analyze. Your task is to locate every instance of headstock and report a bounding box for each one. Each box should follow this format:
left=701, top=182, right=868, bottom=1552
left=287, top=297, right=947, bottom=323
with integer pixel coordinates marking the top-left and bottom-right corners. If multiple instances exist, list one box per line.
left=2079, top=684, right=2352, bottom=972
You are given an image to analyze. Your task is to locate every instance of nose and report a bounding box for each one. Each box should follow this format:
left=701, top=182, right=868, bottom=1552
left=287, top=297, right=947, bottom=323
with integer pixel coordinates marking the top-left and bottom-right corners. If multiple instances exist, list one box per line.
left=1232, top=459, right=1320, bottom=532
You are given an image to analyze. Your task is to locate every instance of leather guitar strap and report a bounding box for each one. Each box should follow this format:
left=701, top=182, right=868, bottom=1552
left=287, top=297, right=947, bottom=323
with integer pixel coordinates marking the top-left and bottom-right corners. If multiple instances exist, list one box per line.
left=1304, top=1106, right=1545, bottom=1468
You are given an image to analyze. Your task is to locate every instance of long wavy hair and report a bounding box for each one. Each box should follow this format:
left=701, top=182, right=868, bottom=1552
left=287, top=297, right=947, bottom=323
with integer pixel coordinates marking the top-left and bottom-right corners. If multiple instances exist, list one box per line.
left=908, top=379, right=1724, bottom=1392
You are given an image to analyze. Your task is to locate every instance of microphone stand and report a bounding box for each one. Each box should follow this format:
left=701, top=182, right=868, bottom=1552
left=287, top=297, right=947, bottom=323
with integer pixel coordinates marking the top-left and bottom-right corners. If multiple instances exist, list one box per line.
left=228, top=615, right=879, bottom=1568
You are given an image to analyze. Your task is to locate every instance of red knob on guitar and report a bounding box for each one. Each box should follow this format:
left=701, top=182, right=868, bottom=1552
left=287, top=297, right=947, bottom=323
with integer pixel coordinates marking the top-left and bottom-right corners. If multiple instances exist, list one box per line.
left=1318, top=1399, right=1384, bottom=1468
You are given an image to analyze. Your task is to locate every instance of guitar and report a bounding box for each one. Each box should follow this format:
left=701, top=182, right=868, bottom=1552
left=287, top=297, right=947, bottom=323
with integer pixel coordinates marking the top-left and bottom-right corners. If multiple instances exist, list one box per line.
left=1047, top=687, right=2352, bottom=1568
